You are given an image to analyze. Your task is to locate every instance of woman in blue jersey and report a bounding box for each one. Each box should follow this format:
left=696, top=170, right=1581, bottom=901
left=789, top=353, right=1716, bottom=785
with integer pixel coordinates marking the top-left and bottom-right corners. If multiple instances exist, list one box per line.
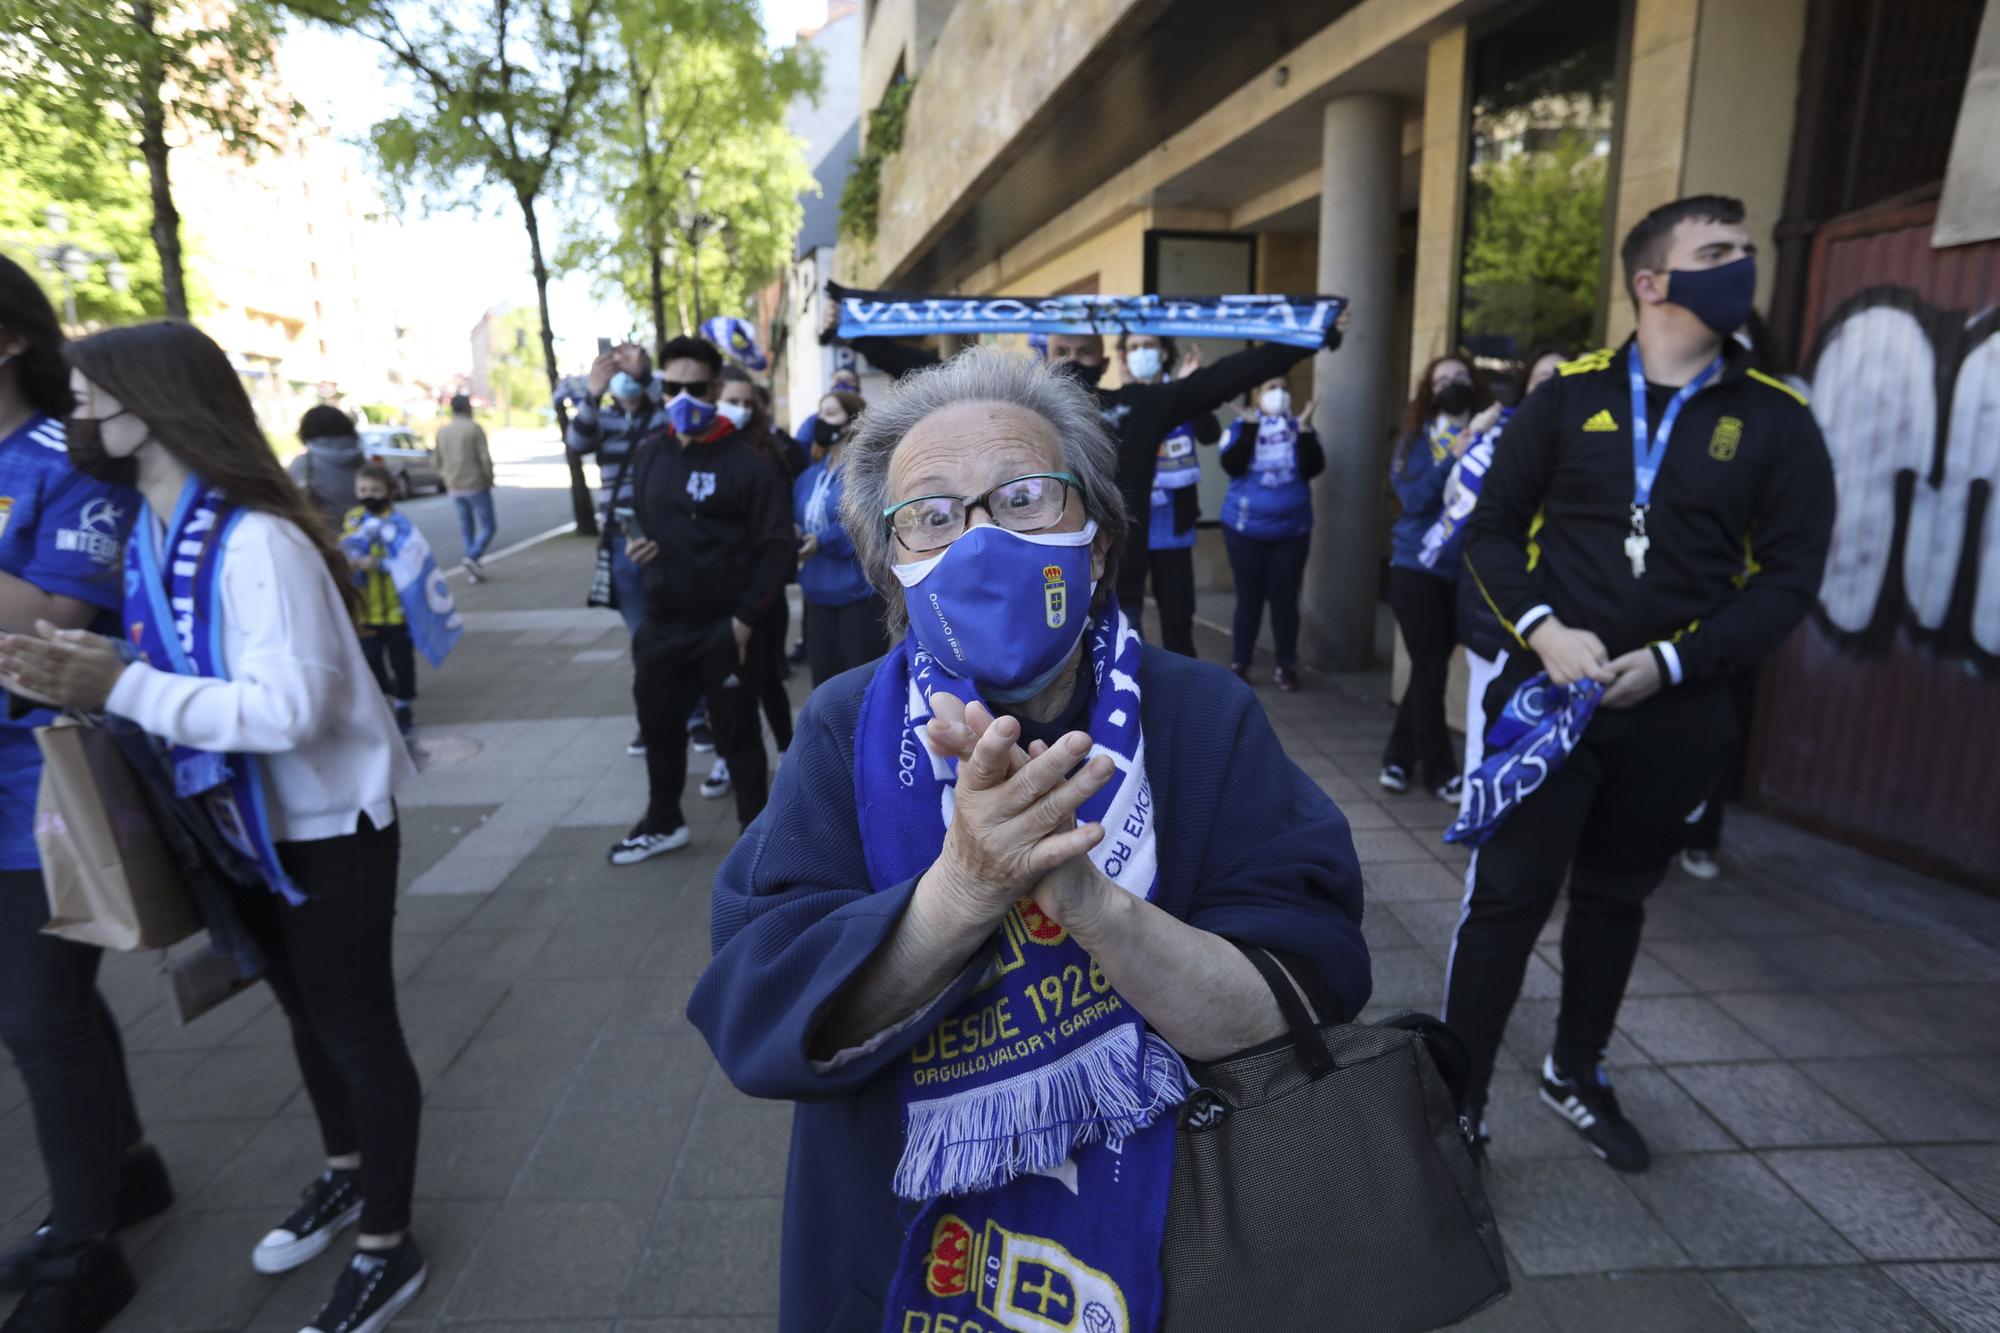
left=1218, top=374, right=1322, bottom=690
left=1118, top=332, right=1218, bottom=657
left=1382, top=353, right=1489, bottom=802
left=0, top=257, right=159, bottom=1333
left=794, top=389, right=886, bottom=685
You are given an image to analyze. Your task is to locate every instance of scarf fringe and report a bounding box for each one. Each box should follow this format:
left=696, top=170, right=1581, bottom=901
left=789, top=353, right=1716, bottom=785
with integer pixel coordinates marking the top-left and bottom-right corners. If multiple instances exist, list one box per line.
left=893, top=1026, right=1194, bottom=1202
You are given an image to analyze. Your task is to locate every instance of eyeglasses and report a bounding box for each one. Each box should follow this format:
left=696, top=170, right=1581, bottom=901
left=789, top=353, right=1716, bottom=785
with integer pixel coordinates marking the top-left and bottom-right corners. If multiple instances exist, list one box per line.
left=883, top=472, right=1082, bottom=554
left=661, top=378, right=713, bottom=397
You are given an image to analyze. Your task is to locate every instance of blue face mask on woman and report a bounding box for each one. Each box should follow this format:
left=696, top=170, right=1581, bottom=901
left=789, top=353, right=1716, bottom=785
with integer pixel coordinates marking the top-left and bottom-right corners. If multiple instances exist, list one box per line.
left=610, top=371, right=645, bottom=402
left=893, top=520, right=1098, bottom=702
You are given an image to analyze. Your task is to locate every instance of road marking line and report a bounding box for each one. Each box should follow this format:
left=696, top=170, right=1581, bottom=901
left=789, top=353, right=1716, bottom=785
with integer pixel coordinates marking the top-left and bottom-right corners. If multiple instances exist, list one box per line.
left=442, top=520, right=579, bottom=581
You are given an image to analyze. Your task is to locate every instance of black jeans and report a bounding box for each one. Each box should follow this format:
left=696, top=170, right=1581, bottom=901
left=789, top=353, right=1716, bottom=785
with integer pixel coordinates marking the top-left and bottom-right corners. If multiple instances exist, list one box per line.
left=1148, top=546, right=1198, bottom=658
left=755, top=596, right=794, bottom=751
left=1222, top=530, right=1310, bottom=667
left=1386, top=567, right=1459, bottom=788
left=635, top=619, right=768, bottom=831
left=236, top=814, right=421, bottom=1235
left=360, top=623, right=417, bottom=704
left=1442, top=680, right=1733, bottom=1111
left=805, top=596, right=889, bottom=688
left=0, top=871, right=144, bottom=1244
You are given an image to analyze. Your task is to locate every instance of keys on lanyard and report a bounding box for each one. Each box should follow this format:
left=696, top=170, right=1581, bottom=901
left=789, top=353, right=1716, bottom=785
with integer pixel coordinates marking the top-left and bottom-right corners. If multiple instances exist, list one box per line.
left=1625, top=345, right=1722, bottom=578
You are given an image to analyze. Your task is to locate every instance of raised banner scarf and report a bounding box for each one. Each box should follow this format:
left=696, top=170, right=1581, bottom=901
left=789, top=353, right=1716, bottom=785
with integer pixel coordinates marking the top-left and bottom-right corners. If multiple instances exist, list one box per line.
left=338, top=512, right=463, bottom=667
left=831, top=281, right=1345, bottom=351
left=1419, top=408, right=1510, bottom=569
left=854, top=599, right=1188, bottom=1333
left=126, top=477, right=306, bottom=905
left=1445, top=672, right=1603, bottom=848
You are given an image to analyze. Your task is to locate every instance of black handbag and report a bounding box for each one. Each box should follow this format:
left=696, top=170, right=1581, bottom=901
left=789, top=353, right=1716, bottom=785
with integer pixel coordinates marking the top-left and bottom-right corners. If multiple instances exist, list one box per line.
left=1161, top=945, right=1510, bottom=1332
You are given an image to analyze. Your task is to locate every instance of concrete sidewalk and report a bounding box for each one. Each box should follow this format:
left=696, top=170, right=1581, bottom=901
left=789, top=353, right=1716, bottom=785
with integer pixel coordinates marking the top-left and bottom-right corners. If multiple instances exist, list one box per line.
left=4, top=530, right=1997, bottom=1332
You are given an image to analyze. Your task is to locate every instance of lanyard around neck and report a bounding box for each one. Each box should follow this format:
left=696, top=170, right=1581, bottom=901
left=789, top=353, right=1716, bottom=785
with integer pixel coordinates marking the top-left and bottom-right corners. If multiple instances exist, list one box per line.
left=1627, top=345, right=1722, bottom=509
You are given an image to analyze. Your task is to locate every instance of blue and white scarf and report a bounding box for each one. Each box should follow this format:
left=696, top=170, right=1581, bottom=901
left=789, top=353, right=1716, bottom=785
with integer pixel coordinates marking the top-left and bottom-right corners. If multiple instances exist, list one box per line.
left=338, top=512, right=463, bottom=667
left=1250, top=413, right=1300, bottom=486
left=855, top=599, right=1188, bottom=1333
left=1419, top=410, right=1509, bottom=569
left=1445, top=672, right=1602, bottom=848
left=125, top=477, right=305, bottom=905
left=831, top=281, right=1345, bottom=351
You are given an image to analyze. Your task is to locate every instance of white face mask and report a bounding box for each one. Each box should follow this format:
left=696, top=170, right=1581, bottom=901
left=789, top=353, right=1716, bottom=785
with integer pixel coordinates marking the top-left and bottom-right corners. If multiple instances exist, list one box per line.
left=716, top=402, right=753, bottom=429
left=1125, top=347, right=1163, bottom=381
left=1260, top=387, right=1291, bottom=417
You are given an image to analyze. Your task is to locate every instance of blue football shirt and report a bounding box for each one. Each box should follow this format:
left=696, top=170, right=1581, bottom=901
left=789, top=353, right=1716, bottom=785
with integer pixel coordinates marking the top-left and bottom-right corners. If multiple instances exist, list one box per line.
left=0, top=414, right=138, bottom=869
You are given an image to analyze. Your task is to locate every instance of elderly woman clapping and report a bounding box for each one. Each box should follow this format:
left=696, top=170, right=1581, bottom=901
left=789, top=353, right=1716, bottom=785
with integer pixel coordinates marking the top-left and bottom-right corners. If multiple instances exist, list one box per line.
left=688, top=347, right=1369, bottom=1333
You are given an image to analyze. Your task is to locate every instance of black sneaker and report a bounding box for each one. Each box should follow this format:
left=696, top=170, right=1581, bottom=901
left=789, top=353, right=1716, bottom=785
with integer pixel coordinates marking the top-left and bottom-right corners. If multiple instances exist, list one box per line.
left=302, top=1239, right=427, bottom=1333
left=607, top=822, right=690, bottom=865
left=689, top=722, right=716, bottom=754
left=252, top=1169, right=363, bottom=1274
left=0, top=1146, right=173, bottom=1292
left=1378, top=763, right=1410, bottom=794
left=626, top=731, right=646, bottom=757
left=1539, top=1055, right=1650, bottom=1173
left=1, top=1238, right=135, bottom=1333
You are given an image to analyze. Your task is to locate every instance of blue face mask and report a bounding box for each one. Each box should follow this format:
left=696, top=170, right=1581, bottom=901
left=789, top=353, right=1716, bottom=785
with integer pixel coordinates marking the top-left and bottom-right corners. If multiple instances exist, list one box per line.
left=1666, top=255, right=1757, bottom=338
left=610, top=371, right=645, bottom=402
left=893, top=520, right=1098, bottom=702
left=665, top=390, right=717, bottom=437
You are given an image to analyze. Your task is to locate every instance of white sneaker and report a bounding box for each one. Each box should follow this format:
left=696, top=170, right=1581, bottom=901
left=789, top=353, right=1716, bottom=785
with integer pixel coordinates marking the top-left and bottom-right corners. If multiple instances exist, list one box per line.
left=1678, top=848, right=1721, bottom=880
left=607, top=824, right=691, bottom=865
left=626, top=732, right=646, bottom=757
left=464, top=557, right=486, bottom=584
left=252, top=1170, right=363, bottom=1274
left=1435, top=775, right=1465, bottom=804
left=700, top=759, right=732, bottom=799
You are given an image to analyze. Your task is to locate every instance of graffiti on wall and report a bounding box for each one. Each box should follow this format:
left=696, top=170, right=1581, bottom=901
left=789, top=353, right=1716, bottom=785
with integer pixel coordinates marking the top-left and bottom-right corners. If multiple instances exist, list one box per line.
left=1808, top=285, right=2000, bottom=669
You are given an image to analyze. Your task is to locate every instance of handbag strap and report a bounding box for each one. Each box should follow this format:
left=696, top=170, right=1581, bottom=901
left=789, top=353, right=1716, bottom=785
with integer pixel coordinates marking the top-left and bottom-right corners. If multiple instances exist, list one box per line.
left=1234, top=940, right=1337, bottom=1079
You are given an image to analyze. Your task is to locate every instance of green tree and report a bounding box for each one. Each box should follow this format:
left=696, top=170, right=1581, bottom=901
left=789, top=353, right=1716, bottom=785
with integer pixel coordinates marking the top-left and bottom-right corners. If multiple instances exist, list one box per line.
left=285, top=0, right=614, bottom=531
left=484, top=307, right=550, bottom=420
left=1460, top=131, right=1609, bottom=356
left=559, top=0, right=819, bottom=355
left=0, top=1, right=294, bottom=319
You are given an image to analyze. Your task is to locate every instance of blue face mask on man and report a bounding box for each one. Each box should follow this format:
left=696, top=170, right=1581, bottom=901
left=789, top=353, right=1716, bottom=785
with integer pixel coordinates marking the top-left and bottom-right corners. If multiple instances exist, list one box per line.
left=1666, top=255, right=1757, bottom=338
left=893, top=520, right=1098, bottom=702
left=665, top=391, right=717, bottom=437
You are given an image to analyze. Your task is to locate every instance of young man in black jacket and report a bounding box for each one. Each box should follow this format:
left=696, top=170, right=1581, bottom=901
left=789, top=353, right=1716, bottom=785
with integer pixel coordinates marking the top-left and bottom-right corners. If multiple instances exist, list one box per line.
left=836, top=311, right=1345, bottom=632
left=1452, top=195, right=1835, bottom=1171
left=609, top=336, right=793, bottom=865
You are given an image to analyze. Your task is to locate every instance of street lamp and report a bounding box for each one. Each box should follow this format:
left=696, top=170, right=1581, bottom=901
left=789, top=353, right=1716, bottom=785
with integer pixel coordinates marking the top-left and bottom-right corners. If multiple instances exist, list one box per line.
left=35, top=204, right=128, bottom=329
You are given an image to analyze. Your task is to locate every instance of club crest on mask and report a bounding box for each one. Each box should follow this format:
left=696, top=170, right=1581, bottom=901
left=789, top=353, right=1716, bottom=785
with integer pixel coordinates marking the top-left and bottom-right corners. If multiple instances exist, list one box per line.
left=1043, top=564, right=1067, bottom=629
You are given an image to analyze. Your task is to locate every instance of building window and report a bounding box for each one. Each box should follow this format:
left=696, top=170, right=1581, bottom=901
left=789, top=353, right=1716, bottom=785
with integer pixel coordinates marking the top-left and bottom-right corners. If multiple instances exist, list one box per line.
left=1457, top=0, right=1620, bottom=375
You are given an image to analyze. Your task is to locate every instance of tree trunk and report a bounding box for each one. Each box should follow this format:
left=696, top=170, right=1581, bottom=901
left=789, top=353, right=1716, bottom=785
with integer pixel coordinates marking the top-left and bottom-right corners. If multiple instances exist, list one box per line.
left=630, top=59, right=669, bottom=357
left=132, top=3, right=187, bottom=319
left=518, top=190, right=597, bottom=535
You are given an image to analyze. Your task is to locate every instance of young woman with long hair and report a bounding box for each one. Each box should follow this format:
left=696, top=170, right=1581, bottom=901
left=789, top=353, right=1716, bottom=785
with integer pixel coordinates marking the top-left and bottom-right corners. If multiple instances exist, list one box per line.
left=0, top=256, right=163, bottom=1333
left=0, top=320, right=428, bottom=1333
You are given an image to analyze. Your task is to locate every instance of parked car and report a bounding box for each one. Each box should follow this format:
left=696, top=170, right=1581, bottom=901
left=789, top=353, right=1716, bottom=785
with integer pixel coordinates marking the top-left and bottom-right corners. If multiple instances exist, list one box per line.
left=360, top=425, right=445, bottom=497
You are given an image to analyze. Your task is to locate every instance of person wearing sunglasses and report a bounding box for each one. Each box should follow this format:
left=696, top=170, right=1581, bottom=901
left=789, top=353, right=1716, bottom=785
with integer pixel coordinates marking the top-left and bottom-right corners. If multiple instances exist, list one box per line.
left=608, top=336, right=793, bottom=866
left=688, top=346, right=1368, bottom=1333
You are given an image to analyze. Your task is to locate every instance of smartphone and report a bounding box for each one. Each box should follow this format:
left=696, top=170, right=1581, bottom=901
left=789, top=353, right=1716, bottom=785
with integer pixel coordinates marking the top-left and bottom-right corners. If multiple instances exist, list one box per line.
left=597, top=336, right=615, bottom=357
left=613, top=505, right=644, bottom=541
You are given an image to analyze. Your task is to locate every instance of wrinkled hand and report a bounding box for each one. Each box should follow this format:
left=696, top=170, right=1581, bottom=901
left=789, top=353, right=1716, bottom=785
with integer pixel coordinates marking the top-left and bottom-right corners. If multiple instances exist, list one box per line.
left=797, top=532, right=819, bottom=561
left=924, top=697, right=1112, bottom=918
left=1176, top=343, right=1202, bottom=378
left=625, top=536, right=660, bottom=566
left=1031, top=855, right=1118, bottom=945
left=1600, top=648, right=1663, bottom=709
left=0, top=621, right=129, bottom=713
left=1526, top=618, right=1613, bottom=688
left=586, top=352, right=617, bottom=397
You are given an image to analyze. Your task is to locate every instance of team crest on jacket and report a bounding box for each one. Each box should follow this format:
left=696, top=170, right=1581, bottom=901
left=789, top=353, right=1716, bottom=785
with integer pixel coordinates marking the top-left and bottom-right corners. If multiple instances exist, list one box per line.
left=1043, top=563, right=1067, bottom=629
left=1708, top=416, right=1742, bottom=461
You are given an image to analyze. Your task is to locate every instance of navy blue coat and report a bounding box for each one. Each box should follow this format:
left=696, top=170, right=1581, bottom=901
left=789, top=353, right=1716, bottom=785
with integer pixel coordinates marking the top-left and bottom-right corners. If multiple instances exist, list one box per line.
left=687, top=646, right=1372, bottom=1333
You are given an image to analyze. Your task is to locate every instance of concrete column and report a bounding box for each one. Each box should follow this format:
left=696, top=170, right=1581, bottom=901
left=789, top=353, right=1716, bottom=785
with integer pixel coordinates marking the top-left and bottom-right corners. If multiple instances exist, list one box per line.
left=1304, top=94, right=1404, bottom=670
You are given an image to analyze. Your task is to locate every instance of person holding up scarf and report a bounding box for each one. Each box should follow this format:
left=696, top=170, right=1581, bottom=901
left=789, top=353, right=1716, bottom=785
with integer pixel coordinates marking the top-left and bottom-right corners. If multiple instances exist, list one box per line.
left=794, top=389, right=889, bottom=686
left=688, top=347, right=1370, bottom=1333
left=0, top=321, right=430, bottom=1333
left=1218, top=375, right=1322, bottom=689
left=1118, top=332, right=1218, bottom=658
left=1381, top=353, right=1489, bottom=802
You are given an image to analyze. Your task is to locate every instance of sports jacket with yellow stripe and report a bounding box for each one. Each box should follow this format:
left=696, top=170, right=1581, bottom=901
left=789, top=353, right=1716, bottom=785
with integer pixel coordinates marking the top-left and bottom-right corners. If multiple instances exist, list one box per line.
left=1463, top=336, right=1834, bottom=687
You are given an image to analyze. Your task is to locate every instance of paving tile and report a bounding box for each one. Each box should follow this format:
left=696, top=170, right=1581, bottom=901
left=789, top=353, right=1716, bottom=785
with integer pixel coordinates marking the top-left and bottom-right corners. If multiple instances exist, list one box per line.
left=1500, top=999, right=1650, bottom=1071
left=1480, top=1157, right=1689, bottom=1275
left=1351, top=827, right=1438, bottom=864
left=445, top=1199, right=648, bottom=1319
left=1386, top=899, right=1471, bottom=961
left=1910, top=1146, right=2000, bottom=1224
left=1625, top=1153, right=1859, bottom=1266
left=140, top=1115, right=267, bottom=1208
left=1667, top=1063, right=1880, bottom=1149
left=1926, top=1054, right=2000, bottom=1106
left=1799, top=1057, right=2000, bottom=1144
left=667, top=1099, right=792, bottom=1199
left=427, top=1036, right=591, bottom=1113
left=562, top=1032, right=713, bottom=1114
left=1363, top=859, right=1469, bottom=903
left=412, top=928, right=557, bottom=982
left=1765, top=1148, right=2000, bottom=1261
left=251, top=1199, right=497, bottom=1326
left=1831, top=987, right=2000, bottom=1055
left=512, top=1108, right=685, bottom=1206
left=1528, top=1272, right=1749, bottom=1331
left=1708, top=1266, right=1949, bottom=1333
left=190, top=1116, right=339, bottom=1210
left=1637, top=893, right=1725, bottom=941
left=1359, top=905, right=1420, bottom=953
left=1883, top=1263, right=2000, bottom=1333
left=1360, top=946, right=1445, bottom=1012
left=479, top=978, right=627, bottom=1040
left=623, top=1196, right=784, bottom=1316
left=415, top=1107, right=551, bottom=1200
left=1338, top=800, right=1402, bottom=830
left=524, top=925, right=667, bottom=979
left=614, top=1320, right=784, bottom=1333
left=1777, top=933, right=1929, bottom=990
left=119, top=1206, right=285, bottom=1329
left=1648, top=937, right=1812, bottom=992
left=146, top=1045, right=306, bottom=1122
left=604, top=975, right=706, bottom=1038
left=394, top=978, right=512, bottom=1049
left=1710, top=990, right=1905, bottom=1059
left=1613, top=996, right=1777, bottom=1063
left=1601, top=1066, right=1737, bottom=1153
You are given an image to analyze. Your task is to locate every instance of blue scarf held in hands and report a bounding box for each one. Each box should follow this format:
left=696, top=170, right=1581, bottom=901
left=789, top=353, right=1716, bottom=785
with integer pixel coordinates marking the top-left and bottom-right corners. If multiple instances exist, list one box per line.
left=1445, top=672, right=1603, bottom=848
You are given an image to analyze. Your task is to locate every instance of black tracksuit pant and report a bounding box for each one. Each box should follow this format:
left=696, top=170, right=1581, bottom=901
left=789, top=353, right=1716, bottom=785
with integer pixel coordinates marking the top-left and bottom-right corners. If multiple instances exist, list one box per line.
left=1443, top=677, right=1734, bottom=1113
left=1385, top=566, right=1459, bottom=789
left=635, top=618, right=768, bottom=832
left=1147, top=546, right=1198, bottom=658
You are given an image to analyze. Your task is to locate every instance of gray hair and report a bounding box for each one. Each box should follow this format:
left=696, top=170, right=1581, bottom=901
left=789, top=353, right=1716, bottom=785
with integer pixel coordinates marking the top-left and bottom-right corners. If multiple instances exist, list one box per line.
left=840, top=345, right=1131, bottom=635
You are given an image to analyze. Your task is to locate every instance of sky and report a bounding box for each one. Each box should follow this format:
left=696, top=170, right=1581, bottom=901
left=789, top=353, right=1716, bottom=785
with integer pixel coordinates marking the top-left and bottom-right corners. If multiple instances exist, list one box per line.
left=276, top=0, right=830, bottom=375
